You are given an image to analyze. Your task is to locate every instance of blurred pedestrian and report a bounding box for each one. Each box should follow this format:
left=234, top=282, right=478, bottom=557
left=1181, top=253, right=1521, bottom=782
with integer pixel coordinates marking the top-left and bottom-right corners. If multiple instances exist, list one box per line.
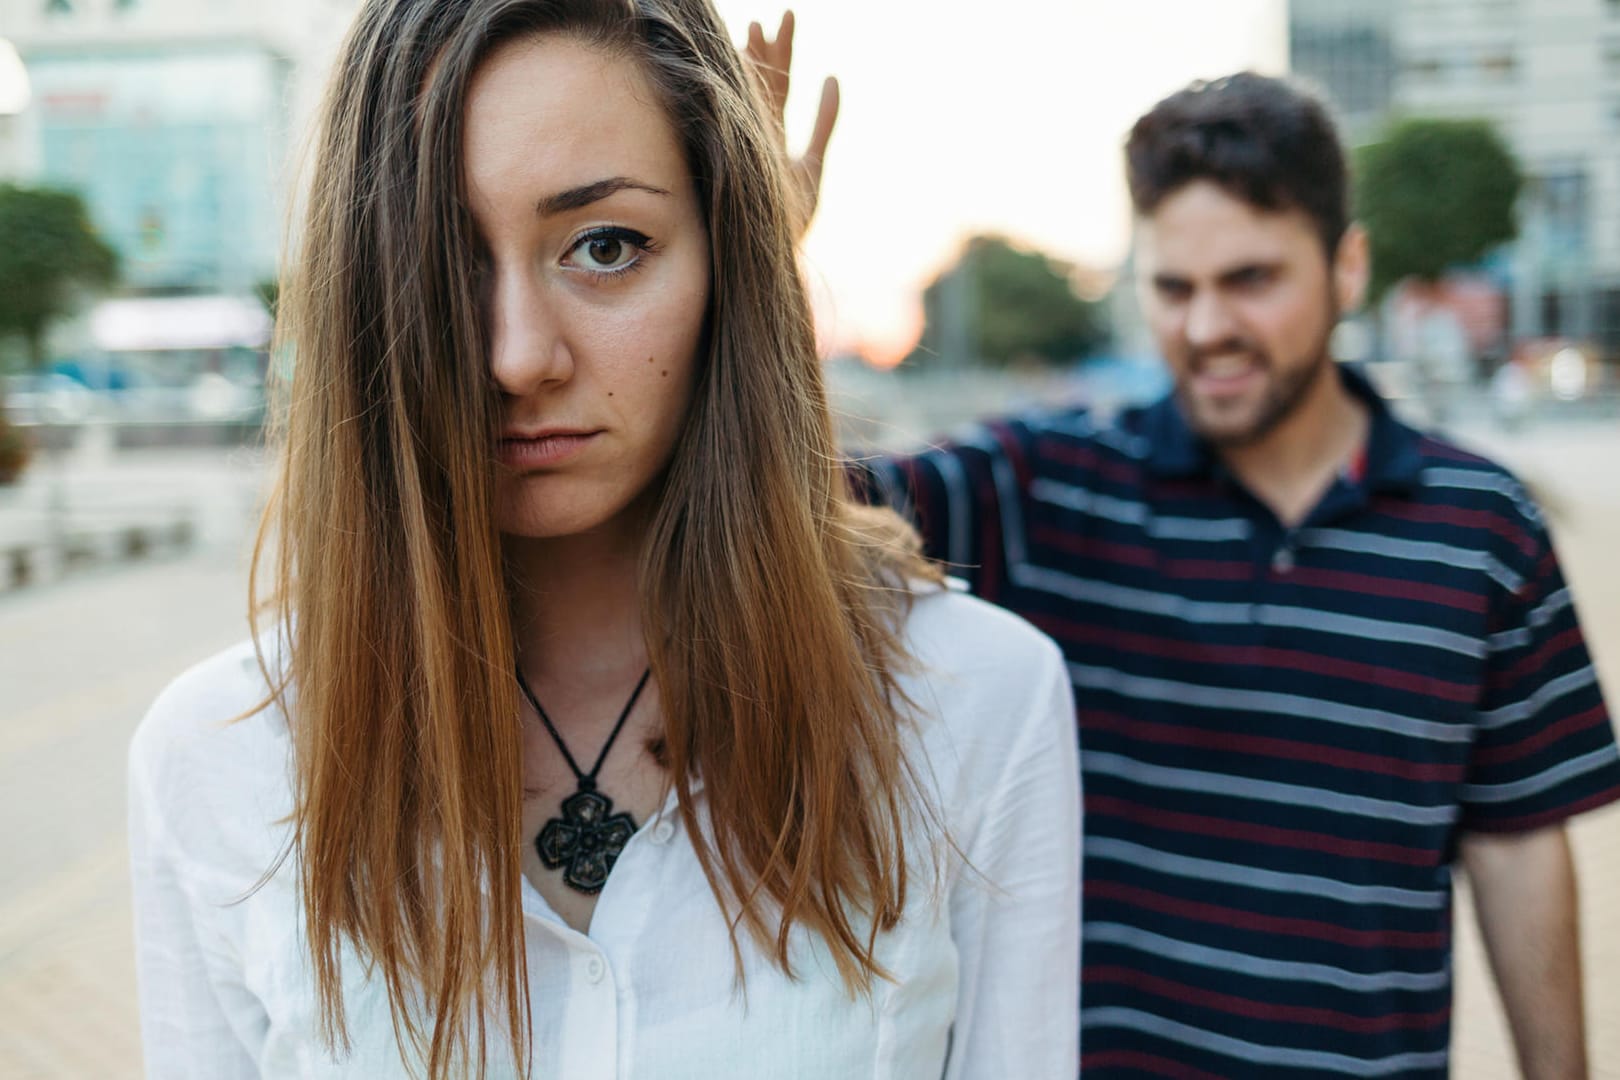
left=126, top=2, right=1078, bottom=1077
left=857, top=73, right=1620, bottom=1078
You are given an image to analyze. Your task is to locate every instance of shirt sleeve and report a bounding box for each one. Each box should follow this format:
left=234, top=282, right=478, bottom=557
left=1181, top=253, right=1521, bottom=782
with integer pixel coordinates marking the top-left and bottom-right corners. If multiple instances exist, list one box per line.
left=847, top=421, right=1034, bottom=605
left=1460, top=519, right=1620, bottom=833
left=944, top=639, right=1081, bottom=1078
left=129, top=723, right=265, bottom=1079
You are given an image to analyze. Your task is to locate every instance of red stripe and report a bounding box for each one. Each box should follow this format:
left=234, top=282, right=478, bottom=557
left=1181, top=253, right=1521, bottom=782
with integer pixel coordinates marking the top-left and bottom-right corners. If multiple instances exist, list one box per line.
left=1367, top=497, right=1539, bottom=560
left=1034, top=527, right=1487, bottom=613
left=1085, top=790, right=1441, bottom=866
left=1035, top=531, right=1254, bottom=581
left=1084, top=964, right=1452, bottom=1034
left=1079, top=1050, right=1229, bottom=1079
left=1035, top=611, right=1478, bottom=705
left=1082, top=711, right=1466, bottom=784
left=976, top=471, right=1003, bottom=604
left=1465, top=786, right=1620, bottom=833
left=1471, top=704, right=1609, bottom=768
left=1282, top=566, right=1487, bottom=615
left=1033, top=435, right=1143, bottom=487
left=1086, top=879, right=1449, bottom=950
left=1416, top=436, right=1490, bottom=465
left=987, top=419, right=1031, bottom=488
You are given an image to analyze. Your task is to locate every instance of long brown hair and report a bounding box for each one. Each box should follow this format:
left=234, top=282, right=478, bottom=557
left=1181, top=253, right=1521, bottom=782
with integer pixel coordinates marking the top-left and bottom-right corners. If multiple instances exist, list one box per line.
left=251, top=0, right=936, bottom=1075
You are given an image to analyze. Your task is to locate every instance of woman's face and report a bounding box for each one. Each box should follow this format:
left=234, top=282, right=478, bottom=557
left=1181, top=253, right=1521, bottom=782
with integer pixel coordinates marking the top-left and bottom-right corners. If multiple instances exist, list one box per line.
left=463, top=34, right=710, bottom=541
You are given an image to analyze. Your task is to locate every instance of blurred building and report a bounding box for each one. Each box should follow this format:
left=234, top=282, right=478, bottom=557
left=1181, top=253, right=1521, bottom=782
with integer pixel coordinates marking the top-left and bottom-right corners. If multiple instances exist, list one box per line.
left=0, top=0, right=357, bottom=293
left=1289, top=0, right=1620, bottom=357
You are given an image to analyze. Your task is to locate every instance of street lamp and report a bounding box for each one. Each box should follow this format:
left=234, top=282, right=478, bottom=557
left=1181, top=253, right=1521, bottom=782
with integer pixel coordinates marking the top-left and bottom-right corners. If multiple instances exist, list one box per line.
left=0, top=39, right=29, bottom=116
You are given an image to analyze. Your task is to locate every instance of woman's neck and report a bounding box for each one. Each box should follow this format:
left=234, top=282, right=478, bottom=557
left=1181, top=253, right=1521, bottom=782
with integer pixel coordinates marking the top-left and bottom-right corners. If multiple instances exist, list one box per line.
left=504, top=526, right=648, bottom=694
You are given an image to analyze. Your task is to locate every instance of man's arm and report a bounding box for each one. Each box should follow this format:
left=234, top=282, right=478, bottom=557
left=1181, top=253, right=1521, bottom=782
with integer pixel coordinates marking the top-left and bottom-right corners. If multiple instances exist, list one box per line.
left=1460, top=826, right=1588, bottom=1080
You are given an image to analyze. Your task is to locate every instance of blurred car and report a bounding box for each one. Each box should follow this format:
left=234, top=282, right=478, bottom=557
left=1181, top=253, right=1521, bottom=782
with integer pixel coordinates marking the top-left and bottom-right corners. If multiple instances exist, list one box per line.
left=0, top=372, right=100, bottom=424
left=1513, top=338, right=1603, bottom=402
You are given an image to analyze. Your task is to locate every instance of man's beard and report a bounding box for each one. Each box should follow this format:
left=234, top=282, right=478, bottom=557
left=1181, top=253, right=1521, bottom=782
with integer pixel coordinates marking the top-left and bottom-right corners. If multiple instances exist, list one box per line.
left=1176, top=304, right=1338, bottom=450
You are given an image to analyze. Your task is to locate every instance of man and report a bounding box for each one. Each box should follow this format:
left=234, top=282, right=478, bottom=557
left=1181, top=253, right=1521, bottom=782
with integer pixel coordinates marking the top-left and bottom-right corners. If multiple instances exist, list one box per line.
left=854, top=74, right=1620, bottom=1077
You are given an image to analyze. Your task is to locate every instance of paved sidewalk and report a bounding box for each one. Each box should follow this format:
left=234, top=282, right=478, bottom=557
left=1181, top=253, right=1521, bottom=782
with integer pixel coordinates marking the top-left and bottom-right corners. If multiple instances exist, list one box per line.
left=0, top=421, right=1616, bottom=1078
left=1445, top=421, right=1620, bottom=1080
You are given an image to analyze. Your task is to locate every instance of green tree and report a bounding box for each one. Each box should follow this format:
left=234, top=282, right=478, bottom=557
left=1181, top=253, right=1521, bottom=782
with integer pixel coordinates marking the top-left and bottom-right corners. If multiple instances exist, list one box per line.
left=0, top=182, right=119, bottom=369
left=1354, top=118, right=1522, bottom=305
left=908, top=235, right=1108, bottom=369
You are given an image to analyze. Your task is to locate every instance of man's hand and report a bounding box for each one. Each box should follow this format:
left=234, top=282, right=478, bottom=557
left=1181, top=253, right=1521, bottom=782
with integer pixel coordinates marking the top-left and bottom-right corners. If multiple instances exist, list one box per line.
left=744, top=10, right=840, bottom=239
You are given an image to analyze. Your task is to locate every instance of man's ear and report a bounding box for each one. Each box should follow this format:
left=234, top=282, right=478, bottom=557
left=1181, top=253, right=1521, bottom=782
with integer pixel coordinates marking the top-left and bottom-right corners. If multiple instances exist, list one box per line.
left=1334, top=223, right=1370, bottom=314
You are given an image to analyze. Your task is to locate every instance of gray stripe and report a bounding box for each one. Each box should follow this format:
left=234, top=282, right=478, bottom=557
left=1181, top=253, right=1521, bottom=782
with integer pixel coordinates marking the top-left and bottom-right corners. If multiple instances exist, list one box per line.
left=1010, top=562, right=1486, bottom=658
left=1028, top=479, right=1252, bottom=542
left=1071, top=663, right=1472, bottom=744
left=1488, top=627, right=1532, bottom=653
left=1086, top=751, right=1461, bottom=828
left=990, top=448, right=1030, bottom=568
left=1299, top=528, right=1523, bottom=593
left=1462, top=744, right=1620, bottom=803
left=1013, top=563, right=1254, bottom=624
left=1257, top=603, right=1485, bottom=659
left=1095, top=425, right=1149, bottom=459
left=928, top=448, right=973, bottom=572
left=1530, top=587, right=1571, bottom=629
left=1089, top=836, right=1447, bottom=909
left=1478, top=665, right=1599, bottom=729
left=1487, top=588, right=1576, bottom=654
left=1030, top=478, right=1146, bottom=525
left=1086, top=922, right=1453, bottom=991
left=1082, top=1008, right=1452, bottom=1077
left=1148, top=515, right=1252, bottom=541
left=1421, top=467, right=1540, bottom=522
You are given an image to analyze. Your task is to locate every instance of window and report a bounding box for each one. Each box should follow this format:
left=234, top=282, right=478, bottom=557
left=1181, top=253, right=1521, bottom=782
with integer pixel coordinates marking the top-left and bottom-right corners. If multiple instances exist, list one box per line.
left=1480, top=51, right=1518, bottom=79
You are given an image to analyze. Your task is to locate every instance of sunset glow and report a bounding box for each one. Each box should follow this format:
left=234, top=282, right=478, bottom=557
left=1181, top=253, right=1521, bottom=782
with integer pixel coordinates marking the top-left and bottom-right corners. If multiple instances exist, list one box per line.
left=713, top=1, right=1288, bottom=364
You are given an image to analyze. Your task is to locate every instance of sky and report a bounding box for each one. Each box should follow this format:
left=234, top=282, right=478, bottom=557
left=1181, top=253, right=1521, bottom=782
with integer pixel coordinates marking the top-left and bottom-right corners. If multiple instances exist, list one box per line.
left=0, top=2, right=1288, bottom=364
left=712, top=1, right=1288, bottom=363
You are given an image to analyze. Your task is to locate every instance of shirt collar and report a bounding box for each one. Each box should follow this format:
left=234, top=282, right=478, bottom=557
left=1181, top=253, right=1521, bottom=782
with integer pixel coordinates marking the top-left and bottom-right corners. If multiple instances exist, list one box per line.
left=1143, top=361, right=1425, bottom=494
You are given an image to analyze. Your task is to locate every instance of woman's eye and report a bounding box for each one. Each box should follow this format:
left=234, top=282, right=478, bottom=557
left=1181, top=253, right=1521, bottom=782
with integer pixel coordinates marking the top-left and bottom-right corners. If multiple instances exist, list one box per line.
left=567, top=228, right=652, bottom=274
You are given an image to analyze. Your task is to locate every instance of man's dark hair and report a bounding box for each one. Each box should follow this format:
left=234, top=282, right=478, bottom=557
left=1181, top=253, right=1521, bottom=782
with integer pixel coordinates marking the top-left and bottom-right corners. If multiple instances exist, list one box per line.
left=1126, top=72, right=1349, bottom=256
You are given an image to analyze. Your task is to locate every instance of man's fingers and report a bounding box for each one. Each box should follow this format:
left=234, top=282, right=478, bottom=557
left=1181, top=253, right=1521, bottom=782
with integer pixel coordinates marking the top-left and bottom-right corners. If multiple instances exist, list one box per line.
left=776, top=10, right=795, bottom=76
left=805, top=75, right=840, bottom=167
left=746, top=20, right=766, bottom=62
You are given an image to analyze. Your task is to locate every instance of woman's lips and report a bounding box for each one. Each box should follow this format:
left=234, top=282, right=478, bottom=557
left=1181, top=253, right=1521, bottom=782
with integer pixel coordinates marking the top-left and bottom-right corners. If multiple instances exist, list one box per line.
left=497, top=431, right=600, bottom=469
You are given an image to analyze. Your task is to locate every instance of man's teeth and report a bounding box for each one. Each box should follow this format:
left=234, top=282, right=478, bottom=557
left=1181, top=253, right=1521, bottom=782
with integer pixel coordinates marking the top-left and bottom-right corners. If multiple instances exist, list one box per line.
left=1201, top=357, right=1256, bottom=378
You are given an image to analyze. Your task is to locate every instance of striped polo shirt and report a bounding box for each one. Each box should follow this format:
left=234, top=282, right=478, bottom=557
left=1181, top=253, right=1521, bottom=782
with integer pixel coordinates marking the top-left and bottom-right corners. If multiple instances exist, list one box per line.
left=854, top=364, right=1620, bottom=1078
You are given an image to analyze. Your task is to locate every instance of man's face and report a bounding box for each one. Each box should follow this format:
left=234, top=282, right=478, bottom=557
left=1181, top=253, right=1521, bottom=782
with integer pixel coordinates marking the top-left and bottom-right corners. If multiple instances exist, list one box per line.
left=1135, top=180, right=1363, bottom=448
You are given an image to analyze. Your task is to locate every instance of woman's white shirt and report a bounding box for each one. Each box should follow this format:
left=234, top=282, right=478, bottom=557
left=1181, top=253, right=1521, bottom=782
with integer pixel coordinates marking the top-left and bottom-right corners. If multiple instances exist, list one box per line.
left=129, top=585, right=1080, bottom=1079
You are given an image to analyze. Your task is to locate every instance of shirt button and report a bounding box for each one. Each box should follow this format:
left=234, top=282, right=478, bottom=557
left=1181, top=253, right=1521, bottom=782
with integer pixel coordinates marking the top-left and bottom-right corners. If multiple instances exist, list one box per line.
left=1271, top=546, right=1295, bottom=574
left=586, top=956, right=606, bottom=983
left=652, top=821, right=676, bottom=844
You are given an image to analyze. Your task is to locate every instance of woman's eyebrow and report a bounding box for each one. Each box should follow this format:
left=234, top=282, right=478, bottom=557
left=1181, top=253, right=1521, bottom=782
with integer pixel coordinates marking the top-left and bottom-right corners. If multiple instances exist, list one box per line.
left=537, top=177, right=671, bottom=216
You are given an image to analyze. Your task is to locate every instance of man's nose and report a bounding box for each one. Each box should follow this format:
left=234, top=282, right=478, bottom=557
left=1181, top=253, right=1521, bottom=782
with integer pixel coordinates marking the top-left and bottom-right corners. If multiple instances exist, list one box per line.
left=1184, top=290, right=1241, bottom=351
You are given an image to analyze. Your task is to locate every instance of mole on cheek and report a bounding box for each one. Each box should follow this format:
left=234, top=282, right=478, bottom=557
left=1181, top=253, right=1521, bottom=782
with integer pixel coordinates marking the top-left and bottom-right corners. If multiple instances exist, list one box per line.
left=661, top=370, right=668, bottom=377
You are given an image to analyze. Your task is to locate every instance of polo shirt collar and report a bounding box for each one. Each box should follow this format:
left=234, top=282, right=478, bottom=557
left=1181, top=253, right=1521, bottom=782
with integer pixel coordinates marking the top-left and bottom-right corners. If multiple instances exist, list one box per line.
left=1143, top=361, right=1425, bottom=495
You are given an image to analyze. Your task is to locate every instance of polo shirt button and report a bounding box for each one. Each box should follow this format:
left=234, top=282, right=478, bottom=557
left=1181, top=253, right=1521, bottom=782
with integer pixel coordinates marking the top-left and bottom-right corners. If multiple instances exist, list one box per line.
left=1271, top=546, right=1295, bottom=574
left=586, top=956, right=606, bottom=983
left=652, top=821, right=676, bottom=844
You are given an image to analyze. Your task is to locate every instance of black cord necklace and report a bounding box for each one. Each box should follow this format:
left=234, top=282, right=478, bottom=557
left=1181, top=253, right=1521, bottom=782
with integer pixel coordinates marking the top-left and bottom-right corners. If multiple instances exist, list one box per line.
left=517, top=666, right=651, bottom=895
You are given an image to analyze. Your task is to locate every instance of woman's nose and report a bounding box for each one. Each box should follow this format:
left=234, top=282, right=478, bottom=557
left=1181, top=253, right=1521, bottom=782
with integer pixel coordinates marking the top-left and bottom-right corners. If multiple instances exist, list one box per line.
left=488, top=270, right=574, bottom=396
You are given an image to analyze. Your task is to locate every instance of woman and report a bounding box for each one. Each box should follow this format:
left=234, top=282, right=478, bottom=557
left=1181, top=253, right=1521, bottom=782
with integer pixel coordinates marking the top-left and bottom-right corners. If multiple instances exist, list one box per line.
left=128, top=1, right=1079, bottom=1076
